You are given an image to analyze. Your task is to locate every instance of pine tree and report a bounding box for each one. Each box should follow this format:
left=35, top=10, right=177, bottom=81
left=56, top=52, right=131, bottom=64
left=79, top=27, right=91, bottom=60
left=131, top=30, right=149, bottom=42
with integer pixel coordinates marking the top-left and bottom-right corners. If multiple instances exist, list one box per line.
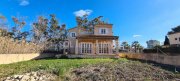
left=164, top=36, right=170, bottom=46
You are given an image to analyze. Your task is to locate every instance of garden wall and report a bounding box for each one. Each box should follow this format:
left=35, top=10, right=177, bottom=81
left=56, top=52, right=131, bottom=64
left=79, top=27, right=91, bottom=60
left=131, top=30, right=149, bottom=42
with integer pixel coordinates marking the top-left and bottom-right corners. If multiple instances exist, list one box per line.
left=56, top=54, right=118, bottom=59
left=119, top=53, right=180, bottom=67
left=0, top=53, right=56, bottom=64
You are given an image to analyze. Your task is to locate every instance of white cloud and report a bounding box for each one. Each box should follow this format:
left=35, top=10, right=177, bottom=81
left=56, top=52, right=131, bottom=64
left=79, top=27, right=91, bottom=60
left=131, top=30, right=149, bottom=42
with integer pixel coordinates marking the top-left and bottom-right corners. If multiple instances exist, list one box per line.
left=74, top=9, right=93, bottom=17
left=133, top=35, right=142, bottom=38
left=19, top=0, right=29, bottom=6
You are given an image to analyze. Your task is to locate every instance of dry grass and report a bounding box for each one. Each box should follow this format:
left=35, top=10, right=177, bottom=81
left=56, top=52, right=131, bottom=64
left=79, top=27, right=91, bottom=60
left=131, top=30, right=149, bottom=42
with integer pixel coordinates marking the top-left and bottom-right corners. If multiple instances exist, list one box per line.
left=0, top=37, right=43, bottom=54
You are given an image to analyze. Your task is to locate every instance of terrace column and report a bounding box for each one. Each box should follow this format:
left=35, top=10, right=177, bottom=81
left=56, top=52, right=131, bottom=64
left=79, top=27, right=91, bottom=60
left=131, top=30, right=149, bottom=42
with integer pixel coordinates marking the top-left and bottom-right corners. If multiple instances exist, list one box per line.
left=115, top=39, right=119, bottom=54
left=96, top=40, right=98, bottom=54
left=92, top=43, right=95, bottom=54
left=108, top=42, right=111, bottom=54
left=110, top=42, right=113, bottom=54
left=75, top=38, right=79, bottom=54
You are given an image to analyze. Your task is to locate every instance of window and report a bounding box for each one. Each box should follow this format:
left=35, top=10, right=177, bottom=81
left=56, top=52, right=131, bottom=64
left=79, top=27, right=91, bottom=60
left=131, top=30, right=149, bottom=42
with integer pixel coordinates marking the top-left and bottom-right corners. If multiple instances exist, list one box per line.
left=71, top=32, right=76, bottom=37
left=81, top=43, right=92, bottom=54
left=100, top=28, right=107, bottom=34
left=98, top=43, right=109, bottom=54
left=175, top=38, right=177, bottom=40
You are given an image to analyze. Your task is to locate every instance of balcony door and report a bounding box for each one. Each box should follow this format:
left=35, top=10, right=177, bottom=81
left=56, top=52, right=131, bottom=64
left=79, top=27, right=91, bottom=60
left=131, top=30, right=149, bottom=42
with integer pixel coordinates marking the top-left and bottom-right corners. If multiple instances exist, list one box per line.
left=98, top=43, right=109, bottom=54
left=80, top=42, right=92, bottom=54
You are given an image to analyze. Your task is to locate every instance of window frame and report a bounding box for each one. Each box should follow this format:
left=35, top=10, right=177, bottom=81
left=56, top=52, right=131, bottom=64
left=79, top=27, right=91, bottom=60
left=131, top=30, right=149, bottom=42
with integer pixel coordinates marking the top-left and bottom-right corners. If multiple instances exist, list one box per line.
left=71, top=32, right=76, bottom=38
left=99, top=28, right=108, bottom=35
left=81, top=42, right=92, bottom=54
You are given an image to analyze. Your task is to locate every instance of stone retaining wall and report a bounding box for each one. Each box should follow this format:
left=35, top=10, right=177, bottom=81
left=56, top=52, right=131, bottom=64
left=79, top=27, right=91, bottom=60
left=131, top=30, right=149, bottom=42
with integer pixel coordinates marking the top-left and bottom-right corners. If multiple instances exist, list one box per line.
left=119, top=53, right=180, bottom=67
left=0, top=53, right=56, bottom=64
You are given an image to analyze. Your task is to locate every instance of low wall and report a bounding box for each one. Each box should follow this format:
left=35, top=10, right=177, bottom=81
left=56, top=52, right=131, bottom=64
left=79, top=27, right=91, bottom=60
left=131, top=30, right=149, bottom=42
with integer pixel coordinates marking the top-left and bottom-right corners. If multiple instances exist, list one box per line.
left=56, top=54, right=118, bottom=59
left=119, top=53, right=180, bottom=67
left=0, top=53, right=56, bottom=64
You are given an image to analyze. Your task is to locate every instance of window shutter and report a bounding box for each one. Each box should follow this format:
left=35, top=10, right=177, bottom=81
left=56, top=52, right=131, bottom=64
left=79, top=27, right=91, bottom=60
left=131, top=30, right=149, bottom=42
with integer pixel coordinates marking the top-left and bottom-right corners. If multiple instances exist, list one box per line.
left=99, top=28, right=102, bottom=34
left=106, top=28, right=108, bottom=34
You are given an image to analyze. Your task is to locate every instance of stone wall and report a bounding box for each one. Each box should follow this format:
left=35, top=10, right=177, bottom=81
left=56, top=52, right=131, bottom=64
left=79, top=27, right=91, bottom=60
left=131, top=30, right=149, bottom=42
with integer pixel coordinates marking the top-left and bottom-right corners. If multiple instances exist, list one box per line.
left=119, top=53, right=180, bottom=67
left=0, top=53, right=56, bottom=64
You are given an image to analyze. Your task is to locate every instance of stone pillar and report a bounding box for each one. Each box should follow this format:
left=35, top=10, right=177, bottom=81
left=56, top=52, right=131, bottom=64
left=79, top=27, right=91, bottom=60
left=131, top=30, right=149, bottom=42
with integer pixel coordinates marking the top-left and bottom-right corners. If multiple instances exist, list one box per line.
left=96, top=40, right=98, bottom=54
left=115, top=39, right=119, bottom=54
left=75, top=39, right=79, bottom=54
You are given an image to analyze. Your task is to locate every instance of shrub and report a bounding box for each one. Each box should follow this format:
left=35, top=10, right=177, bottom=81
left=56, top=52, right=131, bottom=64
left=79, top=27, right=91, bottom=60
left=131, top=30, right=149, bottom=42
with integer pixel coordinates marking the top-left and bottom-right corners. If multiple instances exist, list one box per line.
left=0, top=37, right=44, bottom=54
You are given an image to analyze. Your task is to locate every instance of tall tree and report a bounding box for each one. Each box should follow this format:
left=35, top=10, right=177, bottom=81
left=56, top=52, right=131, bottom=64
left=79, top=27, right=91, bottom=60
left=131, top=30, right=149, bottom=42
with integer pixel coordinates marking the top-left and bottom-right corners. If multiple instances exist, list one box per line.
left=32, top=16, right=48, bottom=44
left=0, top=14, right=7, bottom=37
left=12, top=16, right=29, bottom=40
left=32, top=14, right=68, bottom=52
left=0, top=14, right=7, bottom=28
left=131, top=41, right=143, bottom=53
left=121, top=41, right=130, bottom=50
left=49, top=14, right=67, bottom=51
left=0, top=14, right=14, bottom=37
left=164, top=36, right=170, bottom=46
left=75, top=15, right=105, bottom=34
left=168, top=25, right=180, bottom=35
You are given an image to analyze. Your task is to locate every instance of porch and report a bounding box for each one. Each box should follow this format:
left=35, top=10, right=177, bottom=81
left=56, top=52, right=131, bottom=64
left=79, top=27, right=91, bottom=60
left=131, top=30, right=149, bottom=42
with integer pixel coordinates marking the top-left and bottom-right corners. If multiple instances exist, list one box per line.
left=75, top=35, right=119, bottom=54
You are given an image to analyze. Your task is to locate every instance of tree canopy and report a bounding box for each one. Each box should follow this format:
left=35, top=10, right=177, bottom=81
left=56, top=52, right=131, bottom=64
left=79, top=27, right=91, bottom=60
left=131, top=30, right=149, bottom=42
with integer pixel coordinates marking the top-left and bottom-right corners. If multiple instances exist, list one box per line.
left=168, top=25, right=180, bottom=35
left=164, top=36, right=170, bottom=46
left=75, top=15, right=108, bottom=33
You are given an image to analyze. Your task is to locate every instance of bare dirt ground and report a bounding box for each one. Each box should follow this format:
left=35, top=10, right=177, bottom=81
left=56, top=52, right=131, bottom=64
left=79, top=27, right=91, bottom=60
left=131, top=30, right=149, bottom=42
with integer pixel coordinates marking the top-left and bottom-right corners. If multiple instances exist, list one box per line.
left=64, top=59, right=180, bottom=81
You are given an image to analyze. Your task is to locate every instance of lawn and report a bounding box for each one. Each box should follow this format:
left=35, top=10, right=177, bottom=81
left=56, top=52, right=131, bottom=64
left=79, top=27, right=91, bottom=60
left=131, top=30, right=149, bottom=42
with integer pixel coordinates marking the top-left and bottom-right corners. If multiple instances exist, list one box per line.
left=0, top=58, right=179, bottom=81
left=0, top=58, right=117, bottom=78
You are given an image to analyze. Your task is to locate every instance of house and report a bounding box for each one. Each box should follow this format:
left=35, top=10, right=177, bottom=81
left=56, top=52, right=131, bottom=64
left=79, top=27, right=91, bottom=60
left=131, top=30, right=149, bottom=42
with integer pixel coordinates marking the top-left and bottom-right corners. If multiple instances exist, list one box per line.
left=66, top=23, right=119, bottom=54
left=146, top=40, right=160, bottom=49
left=168, top=32, right=180, bottom=46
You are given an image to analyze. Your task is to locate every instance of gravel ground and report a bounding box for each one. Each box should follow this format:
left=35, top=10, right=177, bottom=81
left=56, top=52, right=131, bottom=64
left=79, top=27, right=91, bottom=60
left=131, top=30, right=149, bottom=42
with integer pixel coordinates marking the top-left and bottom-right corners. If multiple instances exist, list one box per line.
left=64, top=60, right=180, bottom=81
left=2, top=70, right=57, bottom=81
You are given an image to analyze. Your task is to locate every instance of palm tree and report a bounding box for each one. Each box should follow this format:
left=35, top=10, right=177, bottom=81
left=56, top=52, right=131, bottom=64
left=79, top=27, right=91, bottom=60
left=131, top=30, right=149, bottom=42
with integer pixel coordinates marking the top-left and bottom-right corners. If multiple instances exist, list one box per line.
left=121, top=41, right=130, bottom=51
left=131, top=41, right=140, bottom=53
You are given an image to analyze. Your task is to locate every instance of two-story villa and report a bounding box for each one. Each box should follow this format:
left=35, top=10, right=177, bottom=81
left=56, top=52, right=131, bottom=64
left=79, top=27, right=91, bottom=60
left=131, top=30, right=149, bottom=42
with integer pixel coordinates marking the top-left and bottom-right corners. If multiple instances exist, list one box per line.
left=66, top=23, right=119, bottom=55
left=168, top=32, right=180, bottom=46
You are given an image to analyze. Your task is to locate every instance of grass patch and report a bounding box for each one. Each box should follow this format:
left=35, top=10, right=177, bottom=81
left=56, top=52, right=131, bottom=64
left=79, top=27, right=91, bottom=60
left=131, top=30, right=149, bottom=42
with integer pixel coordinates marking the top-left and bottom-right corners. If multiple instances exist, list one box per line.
left=0, top=59, right=116, bottom=78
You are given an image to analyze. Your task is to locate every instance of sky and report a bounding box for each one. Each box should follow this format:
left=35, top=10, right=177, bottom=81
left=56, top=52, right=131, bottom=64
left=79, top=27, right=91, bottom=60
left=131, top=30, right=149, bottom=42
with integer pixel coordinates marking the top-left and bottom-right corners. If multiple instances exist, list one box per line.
left=1, top=0, right=180, bottom=47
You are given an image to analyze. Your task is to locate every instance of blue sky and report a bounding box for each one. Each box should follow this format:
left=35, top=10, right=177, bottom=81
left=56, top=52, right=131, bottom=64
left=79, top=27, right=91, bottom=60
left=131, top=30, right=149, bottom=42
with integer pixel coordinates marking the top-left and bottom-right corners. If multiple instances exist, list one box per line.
left=1, top=0, right=180, bottom=47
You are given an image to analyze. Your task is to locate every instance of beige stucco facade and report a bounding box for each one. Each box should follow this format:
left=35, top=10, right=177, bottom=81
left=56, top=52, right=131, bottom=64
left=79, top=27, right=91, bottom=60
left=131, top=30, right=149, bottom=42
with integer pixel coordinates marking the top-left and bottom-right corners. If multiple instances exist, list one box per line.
left=168, top=32, right=180, bottom=45
left=67, top=24, right=119, bottom=54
